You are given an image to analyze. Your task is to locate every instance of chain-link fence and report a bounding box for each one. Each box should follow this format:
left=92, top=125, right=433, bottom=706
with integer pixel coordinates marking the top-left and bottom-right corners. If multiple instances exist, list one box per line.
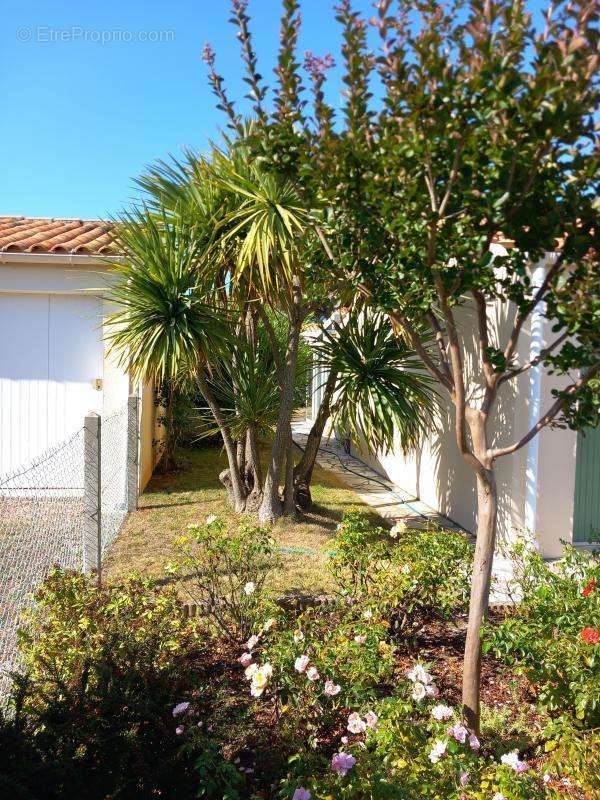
left=101, top=404, right=131, bottom=557
left=0, top=396, right=139, bottom=698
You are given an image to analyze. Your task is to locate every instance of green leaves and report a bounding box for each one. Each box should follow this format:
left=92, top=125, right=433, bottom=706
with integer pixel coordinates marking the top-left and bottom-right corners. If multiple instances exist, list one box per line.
left=314, top=312, right=438, bottom=454
left=208, top=149, right=311, bottom=301
left=104, top=210, right=231, bottom=384
left=486, top=542, right=600, bottom=728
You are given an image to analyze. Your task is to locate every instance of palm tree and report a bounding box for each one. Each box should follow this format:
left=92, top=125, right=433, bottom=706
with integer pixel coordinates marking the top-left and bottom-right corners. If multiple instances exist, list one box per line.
left=103, top=210, right=249, bottom=510
left=294, top=311, right=438, bottom=505
left=207, top=147, right=316, bottom=522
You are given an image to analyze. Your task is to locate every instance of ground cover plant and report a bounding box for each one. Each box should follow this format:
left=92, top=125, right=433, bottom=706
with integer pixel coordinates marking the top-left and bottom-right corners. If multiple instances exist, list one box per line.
left=1, top=512, right=597, bottom=799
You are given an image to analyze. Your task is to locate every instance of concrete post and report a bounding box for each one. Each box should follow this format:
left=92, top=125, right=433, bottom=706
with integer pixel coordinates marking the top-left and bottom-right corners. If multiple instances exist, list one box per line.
left=83, top=412, right=102, bottom=582
left=126, top=394, right=140, bottom=512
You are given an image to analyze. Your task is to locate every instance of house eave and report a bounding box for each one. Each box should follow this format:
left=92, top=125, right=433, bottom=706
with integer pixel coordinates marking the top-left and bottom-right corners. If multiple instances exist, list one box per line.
left=0, top=251, right=122, bottom=267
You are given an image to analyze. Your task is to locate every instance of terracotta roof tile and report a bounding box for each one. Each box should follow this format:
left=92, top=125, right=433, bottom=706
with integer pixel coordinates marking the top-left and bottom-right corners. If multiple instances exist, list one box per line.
left=0, top=216, right=117, bottom=255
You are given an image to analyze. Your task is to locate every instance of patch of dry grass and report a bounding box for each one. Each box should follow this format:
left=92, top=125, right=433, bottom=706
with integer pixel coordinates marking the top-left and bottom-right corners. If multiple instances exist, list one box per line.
left=104, top=444, right=380, bottom=595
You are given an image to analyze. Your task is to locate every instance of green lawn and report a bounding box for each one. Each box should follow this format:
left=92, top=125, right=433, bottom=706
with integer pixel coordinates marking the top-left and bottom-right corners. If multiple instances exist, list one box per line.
left=104, top=444, right=381, bottom=595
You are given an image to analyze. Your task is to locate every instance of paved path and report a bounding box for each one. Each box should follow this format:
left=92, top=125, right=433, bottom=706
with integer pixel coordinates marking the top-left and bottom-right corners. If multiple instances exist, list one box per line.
left=292, top=421, right=515, bottom=604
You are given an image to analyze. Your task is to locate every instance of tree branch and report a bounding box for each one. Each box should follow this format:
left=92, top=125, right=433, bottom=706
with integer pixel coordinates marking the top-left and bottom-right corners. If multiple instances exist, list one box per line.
left=256, top=302, right=284, bottom=381
left=502, top=252, right=564, bottom=370
left=426, top=310, right=452, bottom=383
left=491, top=365, right=600, bottom=460
left=497, top=330, right=569, bottom=386
left=433, top=272, right=486, bottom=476
left=438, top=139, right=464, bottom=218
left=424, top=152, right=439, bottom=213
left=356, top=281, right=454, bottom=392
left=472, top=291, right=495, bottom=387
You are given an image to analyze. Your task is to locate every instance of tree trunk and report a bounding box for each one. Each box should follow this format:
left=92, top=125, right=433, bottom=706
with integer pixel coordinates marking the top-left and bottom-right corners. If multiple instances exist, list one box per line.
left=258, top=316, right=301, bottom=524
left=294, top=366, right=338, bottom=507
left=462, top=466, right=497, bottom=733
left=237, top=434, right=247, bottom=485
left=196, top=370, right=247, bottom=512
left=245, top=424, right=262, bottom=487
left=283, top=426, right=296, bottom=516
left=244, top=424, right=263, bottom=512
left=158, top=384, right=178, bottom=473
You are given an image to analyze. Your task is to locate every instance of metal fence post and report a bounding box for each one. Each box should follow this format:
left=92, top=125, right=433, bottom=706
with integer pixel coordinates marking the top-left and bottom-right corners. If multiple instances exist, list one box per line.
left=83, top=412, right=102, bottom=583
left=126, top=394, right=140, bottom=512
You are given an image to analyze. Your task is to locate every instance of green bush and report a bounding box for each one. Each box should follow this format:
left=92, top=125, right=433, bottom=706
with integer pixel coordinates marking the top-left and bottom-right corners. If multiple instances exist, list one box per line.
left=277, top=676, right=550, bottom=800
left=330, top=511, right=472, bottom=629
left=251, top=603, right=395, bottom=748
left=0, top=569, right=241, bottom=800
left=485, top=543, right=600, bottom=727
left=167, top=515, right=280, bottom=642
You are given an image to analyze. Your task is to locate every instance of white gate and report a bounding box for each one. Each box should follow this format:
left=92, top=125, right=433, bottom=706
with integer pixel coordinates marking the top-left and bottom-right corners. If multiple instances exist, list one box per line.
left=0, top=292, right=103, bottom=483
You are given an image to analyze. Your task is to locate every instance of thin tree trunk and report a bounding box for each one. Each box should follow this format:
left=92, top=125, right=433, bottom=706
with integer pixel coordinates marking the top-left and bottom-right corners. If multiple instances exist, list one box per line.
left=159, top=383, right=178, bottom=473
left=283, top=426, right=295, bottom=516
left=196, top=370, right=247, bottom=512
left=237, top=434, right=247, bottom=483
left=294, top=366, right=338, bottom=506
left=244, top=424, right=263, bottom=511
left=245, top=425, right=262, bottom=487
left=258, top=316, right=301, bottom=524
left=462, top=466, right=497, bottom=733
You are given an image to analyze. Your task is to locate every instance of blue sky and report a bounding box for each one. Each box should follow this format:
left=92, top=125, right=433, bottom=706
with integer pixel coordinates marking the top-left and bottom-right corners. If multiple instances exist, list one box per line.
left=1, top=1, right=549, bottom=220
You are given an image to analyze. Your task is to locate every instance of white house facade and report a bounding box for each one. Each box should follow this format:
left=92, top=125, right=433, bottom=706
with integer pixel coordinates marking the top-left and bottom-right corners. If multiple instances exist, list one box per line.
left=0, top=216, right=160, bottom=490
left=305, top=254, right=600, bottom=559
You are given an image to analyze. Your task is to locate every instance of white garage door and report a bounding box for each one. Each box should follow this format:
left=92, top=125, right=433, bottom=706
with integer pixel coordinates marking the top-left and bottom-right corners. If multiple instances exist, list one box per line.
left=0, top=293, right=103, bottom=478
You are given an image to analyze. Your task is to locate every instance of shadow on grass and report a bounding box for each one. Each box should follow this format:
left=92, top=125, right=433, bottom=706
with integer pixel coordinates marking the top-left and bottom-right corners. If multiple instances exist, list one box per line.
left=105, top=443, right=380, bottom=595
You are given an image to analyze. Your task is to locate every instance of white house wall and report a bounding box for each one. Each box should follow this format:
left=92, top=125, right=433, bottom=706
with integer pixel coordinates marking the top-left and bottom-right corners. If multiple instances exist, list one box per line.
left=347, top=258, right=571, bottom=557
left=0, top=291, right=105, bottom=478
left=355, top=298, right=531, bottom=548
left=0, top=256, right=159, bottom=492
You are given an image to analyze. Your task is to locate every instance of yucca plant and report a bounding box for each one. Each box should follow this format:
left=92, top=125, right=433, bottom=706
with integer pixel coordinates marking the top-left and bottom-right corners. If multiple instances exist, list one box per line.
left=294, top=311, right=438, bottom=506
left=315, top=312, right=438, bottom=454
left=104, top=210, right=227, bottom=385
left=104, top=210, right=252, bottom=507
left=207, top=145, right=316, bottom=522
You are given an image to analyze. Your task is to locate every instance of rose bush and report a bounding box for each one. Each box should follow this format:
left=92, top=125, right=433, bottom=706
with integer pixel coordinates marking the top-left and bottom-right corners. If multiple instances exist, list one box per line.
left=277, top=676, right=552, bottom=800
left=330, top=511, right=472, bottom=630
left=166, top=515, right=280, bottom=641
left=0, top=569, right=242, bottom=799
left=485, top=543, right=600, bottom=727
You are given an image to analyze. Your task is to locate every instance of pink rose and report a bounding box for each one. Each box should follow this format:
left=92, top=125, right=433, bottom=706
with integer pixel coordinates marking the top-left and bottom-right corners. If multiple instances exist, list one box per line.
left=292, top=789, right=311, bottom=800
left=365, top=710, right=378, bottom=729
left=331, top=751, right=356, bottom=776
left=294, top=655, right=309, bottom=673
left=172, top=702, right=190, bottom=717
left=347, top=712, right=366, bottom=734
left=239, top=652, right=253, bottom=667
left=468, top=734, right=480, bottom=750
left=354, top=634, right=367, bottom=644
left=324, top=679, right=341, bottom=696
left=447, top=723, right=468, bottom=744
left=306, top=666, right=320, bottom=681
left=175, top=725, right=184, bottom=735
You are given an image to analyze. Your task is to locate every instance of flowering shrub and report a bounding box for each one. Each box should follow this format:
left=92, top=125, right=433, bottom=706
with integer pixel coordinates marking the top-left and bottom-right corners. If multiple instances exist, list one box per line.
left=0, top=569, right=240, bottom=799
left=330, top=511, right=472, bottom=629
left=486, top=543, right=600, bottom=726
left=167, top=515, right=280, bottom=641
left=278, top=683, right=551, bottom=800
left=238, top=602, right=396, bottom=748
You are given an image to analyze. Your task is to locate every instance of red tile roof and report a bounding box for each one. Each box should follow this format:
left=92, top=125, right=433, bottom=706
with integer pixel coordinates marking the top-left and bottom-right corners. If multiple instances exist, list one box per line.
left=0, top=216, right=116, bottom=255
